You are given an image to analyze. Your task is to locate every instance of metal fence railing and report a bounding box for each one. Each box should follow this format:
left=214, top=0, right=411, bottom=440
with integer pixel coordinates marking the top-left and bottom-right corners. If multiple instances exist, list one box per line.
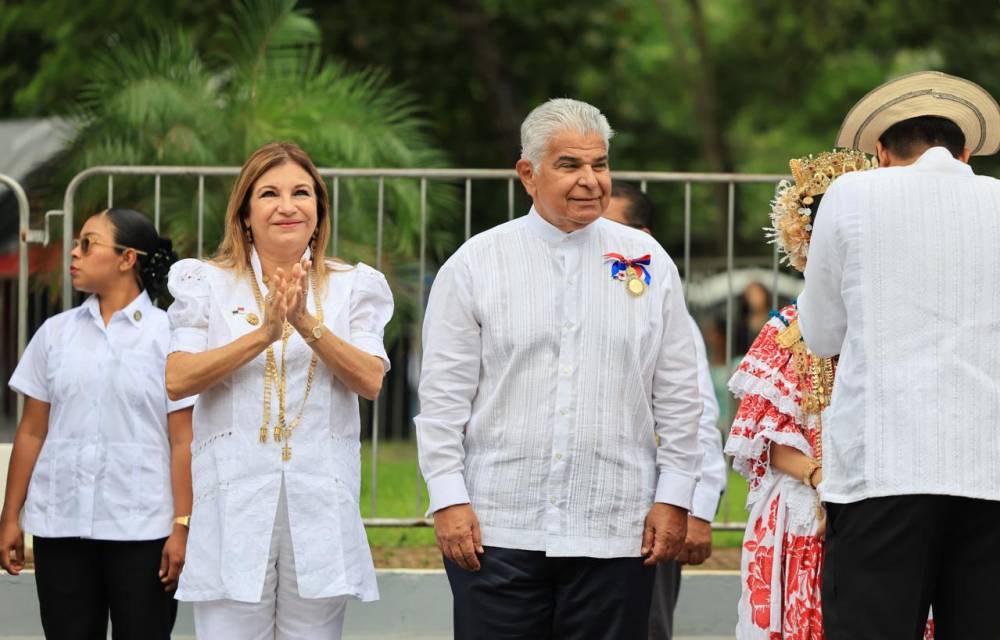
left=14, top=166, right=795, bottom=531
left=3, top=174, right=31, bottom=423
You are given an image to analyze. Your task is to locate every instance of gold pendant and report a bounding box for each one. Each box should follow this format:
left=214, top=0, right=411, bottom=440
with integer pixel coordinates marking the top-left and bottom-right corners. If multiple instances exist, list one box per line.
left=625, top=267, right=646, bottom=297
left=259, top=426, right=268, bottom=443
left=776, top=320, right=802, bottom=348
left=282, top=442, right=291, bottom=461
left=273, top=425, right=283, bottom=442
left=245, top=312, right=259, bottom=326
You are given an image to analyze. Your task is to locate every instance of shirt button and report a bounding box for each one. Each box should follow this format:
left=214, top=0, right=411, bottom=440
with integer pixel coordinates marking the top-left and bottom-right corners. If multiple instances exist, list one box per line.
left=549, top=497, right=556, bottom=505
left=561, top=366, right=572, bottom=376
left=560, top=407, right=569, bottom=416
left=563, top=321, right=573, bottom=330
left=554, top=452, right=563, bottom=461
left=567, top=276, right=576, bottom=285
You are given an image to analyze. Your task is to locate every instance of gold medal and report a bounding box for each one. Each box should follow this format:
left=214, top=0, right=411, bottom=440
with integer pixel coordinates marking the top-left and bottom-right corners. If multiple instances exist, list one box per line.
left=625, top=267, right=646, bottom=297
left=245, top=312, right=259, bottom=326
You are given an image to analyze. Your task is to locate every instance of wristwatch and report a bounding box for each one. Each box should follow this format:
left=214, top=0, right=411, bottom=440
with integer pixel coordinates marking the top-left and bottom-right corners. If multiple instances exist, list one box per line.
left=174, top=515, right=191, bottom=528
left=306, top=322, right=325, bottom=344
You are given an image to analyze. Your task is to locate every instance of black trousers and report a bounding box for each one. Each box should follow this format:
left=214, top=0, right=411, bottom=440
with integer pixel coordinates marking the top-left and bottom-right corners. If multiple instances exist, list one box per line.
left=647, top=560, right=682, bottom=640
left=33, top=536, right=177, bottom=640
left=822, top=494, right=1000, bottom=640
left=444, top=546, right=656, bottom=640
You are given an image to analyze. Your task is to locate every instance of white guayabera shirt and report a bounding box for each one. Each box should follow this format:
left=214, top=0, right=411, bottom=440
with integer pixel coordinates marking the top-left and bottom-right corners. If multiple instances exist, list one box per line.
left=167, top=249, right=392, bottom=603
left=799, top=147, right=1000, bottom=504
left=416, top=207, right=704, bottom=558
left=685, top=315, right=727, bottom=522
left=9, top=291, right=195, bottom=540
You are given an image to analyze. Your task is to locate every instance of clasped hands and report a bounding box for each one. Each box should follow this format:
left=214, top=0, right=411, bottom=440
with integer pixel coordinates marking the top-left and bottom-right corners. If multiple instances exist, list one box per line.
left=434, top=502, right=713, bottom=572
left=263, top=259, right=314, bottom=342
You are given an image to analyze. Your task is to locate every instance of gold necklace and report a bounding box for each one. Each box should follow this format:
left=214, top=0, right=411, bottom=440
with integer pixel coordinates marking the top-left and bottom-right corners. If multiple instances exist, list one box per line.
left=250, top=268, right=324, bottom=461
left=778, top=318, right=835, bottom=519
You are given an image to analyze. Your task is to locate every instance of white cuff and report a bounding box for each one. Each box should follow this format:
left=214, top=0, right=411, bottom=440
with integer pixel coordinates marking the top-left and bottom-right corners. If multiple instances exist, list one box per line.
left=169, top=328, right=208, bottom=354
left=350, top=332, right=391, bottom=372
left=425, top=472, right=470, bottom=516
left=167, top=394, right=197, bottom=414
left=654, top=470, right=697, bottom=511
left=690, top=484, right=722, bottom=521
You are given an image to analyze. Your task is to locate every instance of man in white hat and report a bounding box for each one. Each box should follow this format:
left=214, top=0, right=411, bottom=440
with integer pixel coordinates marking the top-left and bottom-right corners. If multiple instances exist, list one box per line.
left=797, top=71, right=1000, bottom=638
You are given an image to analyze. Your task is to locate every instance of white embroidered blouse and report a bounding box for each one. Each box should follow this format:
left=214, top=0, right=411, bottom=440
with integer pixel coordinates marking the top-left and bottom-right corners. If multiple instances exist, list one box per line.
left=167, top=250, right=392, bottom=603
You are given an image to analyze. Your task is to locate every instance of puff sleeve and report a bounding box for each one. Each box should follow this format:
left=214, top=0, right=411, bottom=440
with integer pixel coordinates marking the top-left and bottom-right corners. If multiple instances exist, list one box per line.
left=167, top=259, right=211, bottom=354
left=349, top=263, right=394, bottom=372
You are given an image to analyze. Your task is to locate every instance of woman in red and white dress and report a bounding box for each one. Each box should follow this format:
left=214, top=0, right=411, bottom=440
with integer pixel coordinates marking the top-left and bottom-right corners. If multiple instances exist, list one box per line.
left=725, top=149, right=934, bottom=639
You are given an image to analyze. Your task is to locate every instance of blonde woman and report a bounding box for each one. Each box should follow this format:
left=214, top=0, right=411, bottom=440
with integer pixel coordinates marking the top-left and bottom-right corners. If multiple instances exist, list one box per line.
left=166, top=142, right=392, bottom=637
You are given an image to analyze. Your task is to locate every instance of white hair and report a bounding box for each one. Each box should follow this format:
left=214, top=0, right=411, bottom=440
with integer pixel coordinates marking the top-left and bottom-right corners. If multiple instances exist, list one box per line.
left=520, top=98, right=614, bottom=170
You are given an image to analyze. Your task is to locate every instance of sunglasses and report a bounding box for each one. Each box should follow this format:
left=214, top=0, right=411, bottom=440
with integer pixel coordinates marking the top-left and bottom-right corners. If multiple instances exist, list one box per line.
left=73, top=234, right=148, bottom=256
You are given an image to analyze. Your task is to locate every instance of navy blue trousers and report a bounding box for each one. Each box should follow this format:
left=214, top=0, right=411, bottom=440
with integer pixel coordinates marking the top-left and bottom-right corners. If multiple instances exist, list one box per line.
left=445, top=546, right=656, bottom=640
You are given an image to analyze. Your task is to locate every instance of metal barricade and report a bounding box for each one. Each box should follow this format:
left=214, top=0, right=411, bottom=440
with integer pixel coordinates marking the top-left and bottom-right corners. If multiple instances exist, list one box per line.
left=3, top=174, right=31, bottom=422
left=17, top=166, right=794, bottom=532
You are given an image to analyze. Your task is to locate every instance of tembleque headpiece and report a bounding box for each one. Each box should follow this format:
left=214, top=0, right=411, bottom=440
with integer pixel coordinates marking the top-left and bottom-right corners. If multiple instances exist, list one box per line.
left=767, top=149, right=877, bottom=271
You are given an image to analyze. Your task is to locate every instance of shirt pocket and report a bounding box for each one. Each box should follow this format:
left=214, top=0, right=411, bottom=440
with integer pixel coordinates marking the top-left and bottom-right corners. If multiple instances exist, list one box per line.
left=29, top=439, right=81, bottom=522
left=48, top=348, right=88, bottom=408
left=118, top=349, right=168, bottom=416
left=101, top=443, right=170, bottom=520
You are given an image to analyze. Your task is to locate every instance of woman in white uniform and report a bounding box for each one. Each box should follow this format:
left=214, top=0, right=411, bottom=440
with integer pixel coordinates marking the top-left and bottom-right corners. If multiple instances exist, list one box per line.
left=165, top=141, right=392, bottom=638
left=0, top=208, right=194, bottom=639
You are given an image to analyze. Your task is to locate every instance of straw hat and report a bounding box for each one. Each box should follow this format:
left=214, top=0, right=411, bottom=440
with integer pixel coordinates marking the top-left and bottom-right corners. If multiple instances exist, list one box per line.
left=835, top=71, right=1000, bottom=156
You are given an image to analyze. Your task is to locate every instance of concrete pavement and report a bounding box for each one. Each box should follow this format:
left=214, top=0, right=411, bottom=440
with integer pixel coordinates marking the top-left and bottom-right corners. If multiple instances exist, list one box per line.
left=0, top=568, right=740, bottom=638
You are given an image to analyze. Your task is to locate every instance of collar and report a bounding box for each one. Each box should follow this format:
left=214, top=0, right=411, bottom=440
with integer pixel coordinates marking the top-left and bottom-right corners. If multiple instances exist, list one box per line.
left=524, top=206, right=597, bottom=245
left=78, top=290, right=153, bottom=327
left=908, top=146, right=975, bottom=176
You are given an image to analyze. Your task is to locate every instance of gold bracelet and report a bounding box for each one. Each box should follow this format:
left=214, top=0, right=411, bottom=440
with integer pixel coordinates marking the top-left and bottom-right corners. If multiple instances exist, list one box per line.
left=802, top=460, right=821, bottom=488
left=174, top=515, right=190, bottom=528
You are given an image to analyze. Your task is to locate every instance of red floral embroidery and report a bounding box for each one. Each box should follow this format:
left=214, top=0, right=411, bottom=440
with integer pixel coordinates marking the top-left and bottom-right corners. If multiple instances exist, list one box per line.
left=730, top=306, right=934, bottom=639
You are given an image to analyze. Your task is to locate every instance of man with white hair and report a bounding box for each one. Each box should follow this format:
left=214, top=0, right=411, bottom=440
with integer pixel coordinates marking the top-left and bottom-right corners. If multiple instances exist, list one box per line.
left=416, top=98, right=703, bottom=638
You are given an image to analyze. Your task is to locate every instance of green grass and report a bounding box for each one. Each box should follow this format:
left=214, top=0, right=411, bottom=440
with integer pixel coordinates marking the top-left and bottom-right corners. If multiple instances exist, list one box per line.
left=359, top=441, right=750, bottom=549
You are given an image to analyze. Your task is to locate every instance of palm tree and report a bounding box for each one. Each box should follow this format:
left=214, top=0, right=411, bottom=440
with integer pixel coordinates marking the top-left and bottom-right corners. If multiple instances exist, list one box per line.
left=53, top=0, right=456, bottom=339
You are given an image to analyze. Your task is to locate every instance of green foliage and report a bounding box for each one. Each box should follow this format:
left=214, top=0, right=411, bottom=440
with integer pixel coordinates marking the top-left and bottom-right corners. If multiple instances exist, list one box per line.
left=6, top=0, right=1000, bottom=280
left=28, top=0, right=456, bottom=342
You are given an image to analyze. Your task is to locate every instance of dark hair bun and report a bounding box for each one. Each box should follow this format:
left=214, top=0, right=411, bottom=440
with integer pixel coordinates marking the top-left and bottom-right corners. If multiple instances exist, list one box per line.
left=139, top=237, right=178, bottom=299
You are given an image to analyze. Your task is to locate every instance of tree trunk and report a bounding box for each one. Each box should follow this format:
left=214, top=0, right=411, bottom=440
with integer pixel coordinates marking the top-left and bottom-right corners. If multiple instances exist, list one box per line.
left=655, top=0, right=735, bottom=254
left=454, top=0, right=522, bottom=164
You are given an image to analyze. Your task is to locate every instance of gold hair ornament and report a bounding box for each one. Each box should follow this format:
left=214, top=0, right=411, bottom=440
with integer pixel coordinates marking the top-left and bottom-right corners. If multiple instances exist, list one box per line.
left=766, top=149, right=877, bottom=271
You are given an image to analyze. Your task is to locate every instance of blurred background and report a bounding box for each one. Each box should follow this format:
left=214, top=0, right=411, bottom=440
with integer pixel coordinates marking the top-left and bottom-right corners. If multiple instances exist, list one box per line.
left=2, top=0, right=998, bottom=557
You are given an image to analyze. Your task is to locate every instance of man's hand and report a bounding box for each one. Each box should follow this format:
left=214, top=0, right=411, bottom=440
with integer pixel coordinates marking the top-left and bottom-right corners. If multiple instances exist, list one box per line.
left=641, top=503, right=688, bottom=566
left=159, top=525, right=188, bottom=592
left=676, top=516, right=713, bottom=565
left=0, top=519, right=24, bottom=575
left=434, top=503, right=484, bottom=572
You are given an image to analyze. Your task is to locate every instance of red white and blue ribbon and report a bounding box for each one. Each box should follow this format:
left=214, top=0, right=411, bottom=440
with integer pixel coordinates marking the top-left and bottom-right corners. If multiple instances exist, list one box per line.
left=603, top=253, right=651, bottom=284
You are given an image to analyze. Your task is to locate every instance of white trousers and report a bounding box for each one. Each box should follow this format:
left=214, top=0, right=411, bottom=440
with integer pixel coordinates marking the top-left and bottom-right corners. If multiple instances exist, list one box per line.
left=192, top=479, right=349, bottom=639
